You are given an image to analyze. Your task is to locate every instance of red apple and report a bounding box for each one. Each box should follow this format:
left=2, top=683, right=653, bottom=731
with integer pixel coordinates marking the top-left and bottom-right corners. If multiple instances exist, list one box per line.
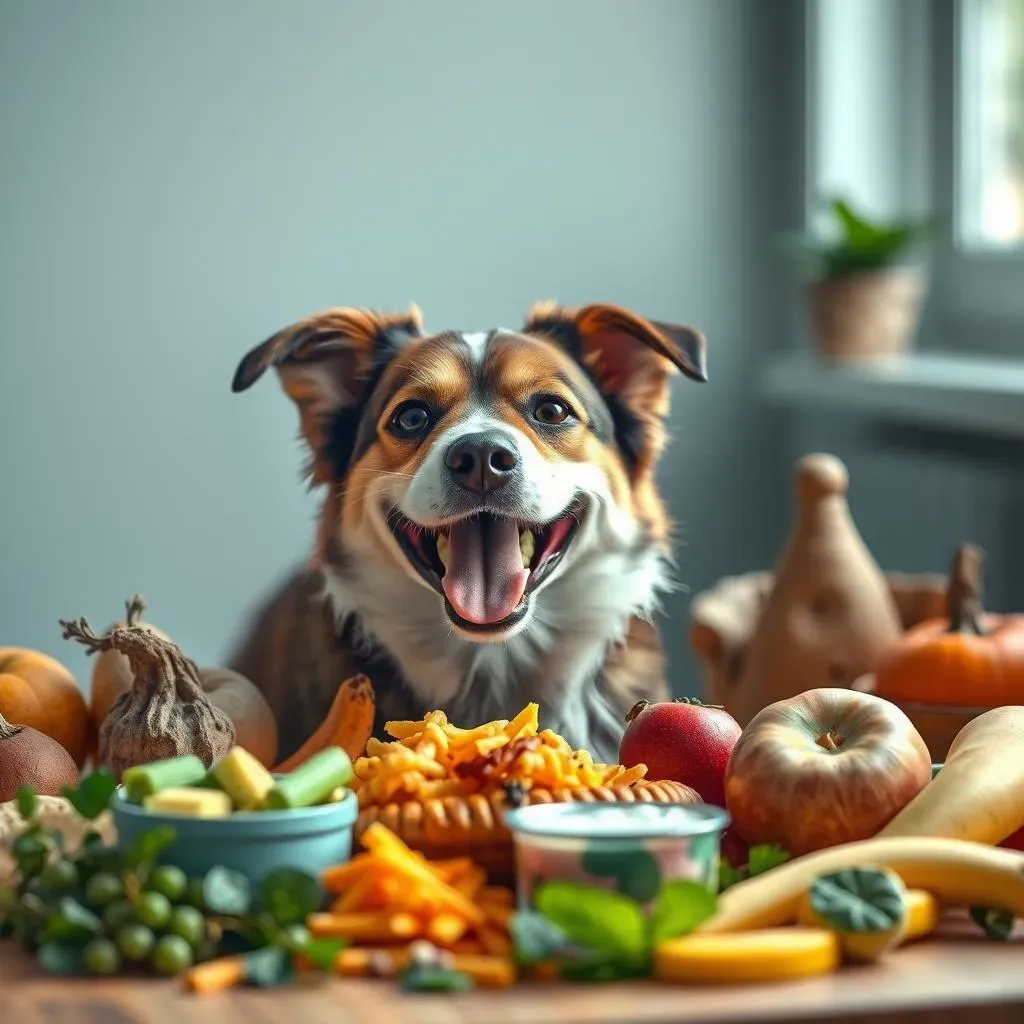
left=618, top=697, right=742, bottom=807
left=724, top=687, right=932, bottom=856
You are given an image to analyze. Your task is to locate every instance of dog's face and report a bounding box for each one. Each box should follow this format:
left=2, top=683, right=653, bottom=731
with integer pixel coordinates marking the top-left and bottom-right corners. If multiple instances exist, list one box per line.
left=233, top=303, right=706, bottom=643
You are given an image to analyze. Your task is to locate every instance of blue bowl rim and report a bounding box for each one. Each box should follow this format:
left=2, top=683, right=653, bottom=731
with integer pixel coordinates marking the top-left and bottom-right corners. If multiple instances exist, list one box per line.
left=111, top=785, right=358, bottom=837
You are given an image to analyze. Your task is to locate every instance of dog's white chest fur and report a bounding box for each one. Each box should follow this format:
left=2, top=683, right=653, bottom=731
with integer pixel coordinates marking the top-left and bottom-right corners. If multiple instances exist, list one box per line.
left=322, top=541, right=670, bottom=762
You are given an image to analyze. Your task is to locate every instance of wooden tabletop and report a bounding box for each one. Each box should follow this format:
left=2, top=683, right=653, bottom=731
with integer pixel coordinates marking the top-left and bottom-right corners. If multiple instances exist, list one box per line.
left=4, top=917, right=1023, bottom=1024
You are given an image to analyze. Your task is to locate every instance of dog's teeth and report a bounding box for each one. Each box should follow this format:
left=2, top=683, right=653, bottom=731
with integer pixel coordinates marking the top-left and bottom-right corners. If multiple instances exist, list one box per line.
left=436, top=532, right=449, bottom=569
left=519, top=529, right=535, bottom=568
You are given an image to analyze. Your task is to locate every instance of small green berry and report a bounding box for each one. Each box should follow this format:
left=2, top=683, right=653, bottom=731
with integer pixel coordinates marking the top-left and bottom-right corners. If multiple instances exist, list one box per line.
left=136, top=891, right=172, bottom=930
left=117, top=922, right=155, bottom=962
left=148, top=865, right=188, bottom=903
left=151, top=934, right=193, bottom=976
left=85, top=872, right=124, bottom=908
left=84, top=937, right=121, bottom=976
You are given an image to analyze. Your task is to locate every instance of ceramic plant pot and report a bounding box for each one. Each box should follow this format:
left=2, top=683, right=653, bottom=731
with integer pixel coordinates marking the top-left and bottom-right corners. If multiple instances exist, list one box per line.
left=806, top=266, right=926, bottom=363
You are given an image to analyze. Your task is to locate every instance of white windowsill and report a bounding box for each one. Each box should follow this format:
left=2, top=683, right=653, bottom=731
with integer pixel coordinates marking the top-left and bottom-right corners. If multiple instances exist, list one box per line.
left=761, top=349, right=1024, bottom=440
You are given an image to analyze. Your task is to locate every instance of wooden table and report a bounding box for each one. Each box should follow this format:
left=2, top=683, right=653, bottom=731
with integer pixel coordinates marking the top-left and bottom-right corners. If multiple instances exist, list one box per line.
left=4, top=918, right=1023, bottom=1024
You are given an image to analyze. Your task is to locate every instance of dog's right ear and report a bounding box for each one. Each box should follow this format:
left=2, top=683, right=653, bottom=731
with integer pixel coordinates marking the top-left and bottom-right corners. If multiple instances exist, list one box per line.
left=232, top=305, right=423, bottom=482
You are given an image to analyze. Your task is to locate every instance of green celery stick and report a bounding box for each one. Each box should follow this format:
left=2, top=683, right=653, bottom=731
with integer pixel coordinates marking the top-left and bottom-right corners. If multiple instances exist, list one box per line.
left=263, top=748, right=353, bottom=811
left=122, top=755, right=206, bottom=803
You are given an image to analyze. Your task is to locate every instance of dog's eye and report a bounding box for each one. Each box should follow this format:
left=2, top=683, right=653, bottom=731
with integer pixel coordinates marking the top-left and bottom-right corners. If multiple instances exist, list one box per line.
left=389, top=401, right=432, bottom=437
left=533, top=399, right=571, bottom=425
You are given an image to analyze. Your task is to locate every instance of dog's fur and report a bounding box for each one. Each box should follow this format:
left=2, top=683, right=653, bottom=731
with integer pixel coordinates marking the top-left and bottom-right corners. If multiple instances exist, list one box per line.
left=227, top=302, right=707, bottom=764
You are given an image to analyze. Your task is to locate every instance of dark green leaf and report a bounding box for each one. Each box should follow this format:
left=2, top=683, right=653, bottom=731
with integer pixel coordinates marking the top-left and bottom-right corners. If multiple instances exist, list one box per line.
left=649, top=881, right=717, bottom=944
left=37, top=942, right=86, bottom=975
left=809, top=868, right=906, bottom=933
left=122, top=825, right=177, bottom=870
left=558, top=954, right=649, bottom=983
left=718, top=860, right=746, bottom=892
left=12, top=829, right=49, bottom=879
left=61, top=770, right=117, bottom=820
left=970, top=906, right=1015, bottom=941
left=400, top=964, right=474, bottom=993
left=243, top=945, right=293, bottom=988
left=831, top=197, right=881, bottom=248
left=510, top=910, right=571, bottom=966
left=261, top=868, right=322, bottom=925
left=203, top=866, right=252, bottom=916
left=300, top=936, right=346, bottom=971
left=747, top=844, right=790, bottom=877
left=16, top=784, right=37, bottom=821
left=43, top=898, right=103, bottom=944
left=580, top=847, right=661, bottom=904
left=534, top=881, right=648, bottom=959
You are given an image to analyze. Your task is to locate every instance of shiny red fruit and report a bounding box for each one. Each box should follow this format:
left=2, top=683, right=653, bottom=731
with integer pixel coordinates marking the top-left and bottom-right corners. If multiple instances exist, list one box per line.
left=618, top=698, right=742, bottom=808
left=1001, top=826, right=1024, bottom=851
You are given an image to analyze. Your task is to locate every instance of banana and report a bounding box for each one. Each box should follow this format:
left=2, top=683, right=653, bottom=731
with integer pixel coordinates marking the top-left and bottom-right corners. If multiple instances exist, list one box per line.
left=699, top=836, right=1024, bottom=934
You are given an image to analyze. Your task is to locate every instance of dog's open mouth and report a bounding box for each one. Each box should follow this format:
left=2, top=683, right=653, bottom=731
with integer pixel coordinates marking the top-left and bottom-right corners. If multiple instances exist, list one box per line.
left=389, top=505, right=582, bottom=633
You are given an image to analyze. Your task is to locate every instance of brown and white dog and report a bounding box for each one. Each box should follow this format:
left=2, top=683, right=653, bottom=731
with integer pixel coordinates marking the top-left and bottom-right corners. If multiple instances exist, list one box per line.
left=227, top=302, right=707, bottom=765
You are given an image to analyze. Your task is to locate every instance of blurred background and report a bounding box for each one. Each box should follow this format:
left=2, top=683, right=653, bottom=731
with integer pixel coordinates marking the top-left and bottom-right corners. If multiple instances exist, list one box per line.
left=2, top=0, right=1023, bottom=697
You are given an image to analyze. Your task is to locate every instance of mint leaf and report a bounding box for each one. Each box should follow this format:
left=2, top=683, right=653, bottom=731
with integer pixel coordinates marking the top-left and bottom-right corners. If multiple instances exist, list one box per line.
left=16, top=784, right=37, bottom=821
left=558, top=953, right=648, bottom=983
left=261, top=868, right=322, bottom=925
left=42, top=898, right=103, bottom=945
left=37, top=942, right=86, bottom=975
left=243, top=945, right=293, bottom=987
left=203, top=866, right=252, bottom=916
left=718, top=860, right=746, bottom=892
left=400, top=964, right=474, bottom=993
left=61, top=770, right=117, bottom=820
left=534, top=882, right=648, bottom=960
left=649, top=881, right=717, bottom=944
left=510, top=910, right=570, bottom=966
left=123, top=826, right=177, bottom=870
left=300, top=936, right=346, bottom=971
left=747, top=844, right=789, bottom=876
left=809, top=868, right=905, bottom=933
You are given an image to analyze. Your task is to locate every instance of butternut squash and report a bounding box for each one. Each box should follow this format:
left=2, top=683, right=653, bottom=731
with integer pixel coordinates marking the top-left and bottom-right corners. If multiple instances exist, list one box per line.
left=697, top=836, right=1024, bottom=934
left=877, top=705, right=1024, bottom=844
left=274, top=674, right=375, bottom=772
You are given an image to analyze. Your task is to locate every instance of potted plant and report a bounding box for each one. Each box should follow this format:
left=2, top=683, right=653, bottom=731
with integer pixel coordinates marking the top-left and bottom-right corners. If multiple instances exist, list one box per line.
left=785, top=197, right=934, bottom=362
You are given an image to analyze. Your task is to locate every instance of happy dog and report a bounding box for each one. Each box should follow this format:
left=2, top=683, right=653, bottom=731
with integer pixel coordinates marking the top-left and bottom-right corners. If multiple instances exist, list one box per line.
left=228, top=302, right=707, bottom=764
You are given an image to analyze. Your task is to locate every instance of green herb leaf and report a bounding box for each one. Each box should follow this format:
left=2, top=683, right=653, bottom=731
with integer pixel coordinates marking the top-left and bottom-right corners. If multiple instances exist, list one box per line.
left=510, top=910, right=571, bottom=966
left=16, top=784, right=37, bottom=821
left=718, top=860, right=746, bottom=892
left=400, top=964, right=474, bottom=993
left=809, top=868, right=906, bottom=934
left=42, top=897, right=103, bottom=945
left=747, top=844, right=790, bottom=876
left=203, top=866, right=252, bottom=916
left=61, top=770, right=117, bottom=820
left=243, top=944, right=293, bottom=987
left=580, top=847, right=661, bottom=904
left=12, top=829, right=50, bottom=879
left=261, top=868, right=322, bottom=925
left=558, top=953, right=648, bottom=984
left=300, top=936, right=346, bottom=971
left=970, top=906, right=1015, bottom=941
left=534, top=881, right=648, bottom=959
left=649, top=880, right=717, bottom=944
left=37, top=942, right=86, bottom=975
left=123, top=825, right=177, bottom=870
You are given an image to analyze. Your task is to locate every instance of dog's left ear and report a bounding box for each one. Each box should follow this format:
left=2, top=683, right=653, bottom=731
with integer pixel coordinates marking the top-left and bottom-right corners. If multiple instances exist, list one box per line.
left=523, top=302, right=707, bottom=414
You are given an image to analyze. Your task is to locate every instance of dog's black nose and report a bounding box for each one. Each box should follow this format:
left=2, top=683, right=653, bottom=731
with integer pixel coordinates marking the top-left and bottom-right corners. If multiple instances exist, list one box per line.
left=445, top=432, right=519, bottom=494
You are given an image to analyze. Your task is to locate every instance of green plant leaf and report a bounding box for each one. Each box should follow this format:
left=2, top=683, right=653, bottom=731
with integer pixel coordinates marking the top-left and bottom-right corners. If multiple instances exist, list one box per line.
left=831, top=197, right=882, bottom=248
left=581, top=847, right=661, bottom=903
left=299, top=936, right=346, bottom=971
left=42, top=898, right=103, bottom=945
left=649, top=881, right=717, bottom=944
left=718, top=860, right=746, bottom=892
left=534, top=881, right=648, bottom=959
left=61, top=770, right=117, bottom=820
left=37, top=942, right=86, bottom=975
left=400, top=964, right=474, bottom=993
left=261, top=868, right=322, bottom=925
left=11, top=829, right=50, bottom=880
left=809, top=868, right=906, bottom=933
left=970, top=905, right=1015, bottom=941
left=558, top=953, right=649, bottom=983
left=202, top=866, right=252, bottom=916
left=123, top=825, right=177, bottom=870
left=16, top=784, right=37, bottom=821
left=748, top=844, right=790, bottom=876
left=243, top=944, right=293, bottom=987
left=510, top=910, right=571, bottom=966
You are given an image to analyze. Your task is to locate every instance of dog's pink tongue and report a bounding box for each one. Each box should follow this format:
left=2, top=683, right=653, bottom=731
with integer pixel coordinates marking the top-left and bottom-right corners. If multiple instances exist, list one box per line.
left=441, top=516, right=529, bottom=625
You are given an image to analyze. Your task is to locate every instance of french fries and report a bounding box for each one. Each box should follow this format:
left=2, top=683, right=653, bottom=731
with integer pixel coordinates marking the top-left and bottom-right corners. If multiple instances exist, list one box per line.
left=318, top=823, right=517, bottom=987
left=349, top=701, right=647, bottom=807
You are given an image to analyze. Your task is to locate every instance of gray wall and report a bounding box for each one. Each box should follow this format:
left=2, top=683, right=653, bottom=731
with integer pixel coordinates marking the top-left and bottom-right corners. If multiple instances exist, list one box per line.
left=1, top=1, right=791, bottom=697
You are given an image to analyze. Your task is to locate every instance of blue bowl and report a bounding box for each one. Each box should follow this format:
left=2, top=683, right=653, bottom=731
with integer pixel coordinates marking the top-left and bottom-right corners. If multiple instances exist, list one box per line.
left=111, top=786, right=358, bottom=886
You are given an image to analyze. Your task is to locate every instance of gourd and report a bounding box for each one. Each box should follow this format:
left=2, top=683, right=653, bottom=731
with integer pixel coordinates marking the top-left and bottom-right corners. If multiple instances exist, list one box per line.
left=872, top=544, right=1024, bottom=707
left=273, top=674, right=375, bottom=771
left=61, top=617, right=235, bottom=779
left=877, top=705, right=1024, bottom=844
left=697, top=836, right=1024, bottom=934
left=0, top=647, right=90, bottom=767
left=86, top=596, right=278, bottom=768
left=0, top=711, right=80, bottom=802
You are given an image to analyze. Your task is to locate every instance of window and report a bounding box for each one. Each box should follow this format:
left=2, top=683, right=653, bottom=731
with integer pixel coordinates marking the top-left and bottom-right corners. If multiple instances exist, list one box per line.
left=958, top=0, right=1024, bottom=249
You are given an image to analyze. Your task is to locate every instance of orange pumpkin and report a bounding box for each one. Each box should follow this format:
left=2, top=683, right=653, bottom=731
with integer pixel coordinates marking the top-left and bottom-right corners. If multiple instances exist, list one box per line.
left=872, top=544, right=1024, bottom=707
left=0, top=648, right=90, bottom=766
